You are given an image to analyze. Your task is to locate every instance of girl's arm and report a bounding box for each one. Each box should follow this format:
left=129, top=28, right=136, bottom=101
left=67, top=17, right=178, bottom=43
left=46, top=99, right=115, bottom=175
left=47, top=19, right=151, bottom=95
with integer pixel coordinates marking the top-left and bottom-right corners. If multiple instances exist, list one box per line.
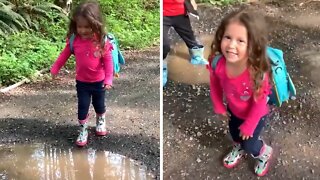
left=239, top=74, right=271, bottom=136
left=102, top=41, right=114, bottom=86
left=50, top=39, right=72, bottom=75
left=208, top=64, right=226, bottom=115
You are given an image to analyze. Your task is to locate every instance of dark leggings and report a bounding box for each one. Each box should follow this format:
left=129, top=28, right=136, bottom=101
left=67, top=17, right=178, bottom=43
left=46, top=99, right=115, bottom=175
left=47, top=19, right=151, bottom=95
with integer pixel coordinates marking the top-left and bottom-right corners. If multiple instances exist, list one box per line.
left=228, top=110, right=266, bottom=157
left=163, top=15, right=200, bottom=59
left=76, top=80, right=106, bottom=120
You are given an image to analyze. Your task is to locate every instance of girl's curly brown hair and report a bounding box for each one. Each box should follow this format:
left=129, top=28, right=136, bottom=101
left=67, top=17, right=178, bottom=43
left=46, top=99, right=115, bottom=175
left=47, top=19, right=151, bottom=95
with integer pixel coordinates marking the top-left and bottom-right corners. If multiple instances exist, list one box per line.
left=67, top=1, right=106, bottom=52
left=210, top=8, right=271, bottom=99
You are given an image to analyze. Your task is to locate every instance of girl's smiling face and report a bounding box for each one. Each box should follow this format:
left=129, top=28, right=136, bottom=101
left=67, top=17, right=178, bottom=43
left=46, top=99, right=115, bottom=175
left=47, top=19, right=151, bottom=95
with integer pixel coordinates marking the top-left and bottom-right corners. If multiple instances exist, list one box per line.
left=221, top=21, right=249, bottom=64
left=76, top=16, right=93, bottom=39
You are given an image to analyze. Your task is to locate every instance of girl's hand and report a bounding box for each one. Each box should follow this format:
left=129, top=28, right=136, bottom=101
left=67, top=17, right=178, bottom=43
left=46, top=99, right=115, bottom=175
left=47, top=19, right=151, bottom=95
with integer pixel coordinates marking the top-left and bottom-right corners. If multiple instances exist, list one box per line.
left=104, top=84, right=112, bottom=90
left=217, top=112, right=230, bottom=121
left=239, top=131, right=252, bottom=140
left=222, top=112, right=231, bottom=117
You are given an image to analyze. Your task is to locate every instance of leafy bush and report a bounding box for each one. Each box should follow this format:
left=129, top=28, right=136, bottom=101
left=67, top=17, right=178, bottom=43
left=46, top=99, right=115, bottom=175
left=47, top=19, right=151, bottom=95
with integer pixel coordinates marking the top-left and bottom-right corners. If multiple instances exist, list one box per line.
left=0, top=32, right=64, bottom=85
left=0, top=0, right=65, bottom=36
left=100, top=0, right=160, bottom=49
left=0, top=0, right=159, bottom=86
left=37, top=11, right=68, bottom=43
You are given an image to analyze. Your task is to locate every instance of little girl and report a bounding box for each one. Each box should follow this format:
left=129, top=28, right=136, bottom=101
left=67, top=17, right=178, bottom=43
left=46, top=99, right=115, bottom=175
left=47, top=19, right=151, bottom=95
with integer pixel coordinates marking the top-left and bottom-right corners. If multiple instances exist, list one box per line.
left=51, top=1, right=113, bottom=147
left=208, top=9, right=273, bottom=176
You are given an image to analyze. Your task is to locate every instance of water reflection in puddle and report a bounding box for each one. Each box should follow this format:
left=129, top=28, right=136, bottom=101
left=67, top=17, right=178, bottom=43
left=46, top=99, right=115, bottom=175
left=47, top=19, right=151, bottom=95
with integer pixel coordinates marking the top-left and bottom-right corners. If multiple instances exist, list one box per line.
left=0, top=144, right=154, bottom=180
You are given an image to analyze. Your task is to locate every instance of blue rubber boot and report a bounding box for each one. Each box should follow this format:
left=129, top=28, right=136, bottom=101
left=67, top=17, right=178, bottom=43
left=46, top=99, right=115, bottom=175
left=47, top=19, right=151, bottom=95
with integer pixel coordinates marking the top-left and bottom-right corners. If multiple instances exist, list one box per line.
left=163, top=61, right=167, bottom=87
left=189, top=46, right=208, bottom=65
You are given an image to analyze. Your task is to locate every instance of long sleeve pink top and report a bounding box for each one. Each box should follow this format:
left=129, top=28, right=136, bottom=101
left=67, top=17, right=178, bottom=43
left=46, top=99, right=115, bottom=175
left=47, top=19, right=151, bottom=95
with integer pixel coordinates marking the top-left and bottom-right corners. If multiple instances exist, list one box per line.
left=208, top=56, right=271, bottom=136
left=51, top=35, right=113, bottom=85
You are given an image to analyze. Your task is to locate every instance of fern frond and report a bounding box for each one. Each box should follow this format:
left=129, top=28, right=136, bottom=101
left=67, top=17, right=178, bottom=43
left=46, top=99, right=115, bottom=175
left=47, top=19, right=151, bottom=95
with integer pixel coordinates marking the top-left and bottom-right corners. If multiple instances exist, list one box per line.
left=35, top=2, right=68, bottom=19
left=0, top=0, right=13, bottom=6
left=0, top=7, right=29, bottom=29
left=0, top=1, right=66, bottom=34
left=20, top=4, right=51, bottom=19
left=36, top=2, right=64, bottom=12
left=8, top=22, right=19, bottom=32
left=0, top=19, right=16, bottom=34
left=0, top=28, right=5, bottom=37
left=20, top=11, right=32, bottom=26
left=30, top=20, right=39, bottom=31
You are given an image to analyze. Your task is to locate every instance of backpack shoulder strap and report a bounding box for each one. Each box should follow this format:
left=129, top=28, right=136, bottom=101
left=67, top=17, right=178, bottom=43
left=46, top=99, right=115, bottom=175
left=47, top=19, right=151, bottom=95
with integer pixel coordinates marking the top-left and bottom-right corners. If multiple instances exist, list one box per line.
left=211, top=54, right=222, bottom=70
left=104, top=33, right=109, bottom=43
left=69, top=33, right=76, bottom=53
left=266, top=46, right=283, bottom=65
left=106, top=33, right=118, bottom=46
left=107, top=33, right=114, bottom=40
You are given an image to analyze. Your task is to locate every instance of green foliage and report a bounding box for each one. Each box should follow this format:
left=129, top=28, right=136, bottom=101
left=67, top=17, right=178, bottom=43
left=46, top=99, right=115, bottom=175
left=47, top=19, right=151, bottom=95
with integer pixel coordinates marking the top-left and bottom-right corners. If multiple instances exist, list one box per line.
left=0, top=0, right=65, bottom=36
left=0, top=32, right=64, bottom=85
left=0, top=0, right=159, bottom=86
left=37, top=11, right=68, bottom=43
left=100, top=0, right=160, bottom=49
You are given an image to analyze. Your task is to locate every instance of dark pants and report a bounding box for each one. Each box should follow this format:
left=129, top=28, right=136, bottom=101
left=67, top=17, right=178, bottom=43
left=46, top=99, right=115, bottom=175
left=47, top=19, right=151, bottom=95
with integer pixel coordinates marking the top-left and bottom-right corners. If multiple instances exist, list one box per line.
left=228, top=110, right=266, bottom=157
left=163, top=15, right=201, bottom=59
left=76, top=80, right=106, bottom=120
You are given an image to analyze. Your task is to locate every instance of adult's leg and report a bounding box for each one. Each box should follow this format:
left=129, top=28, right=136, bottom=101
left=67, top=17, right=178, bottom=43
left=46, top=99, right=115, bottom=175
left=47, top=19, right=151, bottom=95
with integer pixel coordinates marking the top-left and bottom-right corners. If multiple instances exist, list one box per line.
left=163, top=16, right=172, bottom=59
left=172, top=15, right=207, bottom=64
left=172, top=15, right=199, bottom=48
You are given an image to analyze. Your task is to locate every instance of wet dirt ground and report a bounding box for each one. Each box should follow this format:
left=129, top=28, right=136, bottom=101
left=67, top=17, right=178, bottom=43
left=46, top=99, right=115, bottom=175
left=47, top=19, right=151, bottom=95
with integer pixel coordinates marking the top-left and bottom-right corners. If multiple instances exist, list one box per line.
left=164, top=0, right=320, bottom=179
left=0, top=48, right=160, bottom=179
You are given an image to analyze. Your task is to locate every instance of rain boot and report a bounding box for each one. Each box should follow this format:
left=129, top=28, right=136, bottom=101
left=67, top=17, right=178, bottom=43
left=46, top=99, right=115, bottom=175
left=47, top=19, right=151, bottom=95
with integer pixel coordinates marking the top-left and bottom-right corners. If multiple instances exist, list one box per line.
left=254, top=144, right=273, bottom=176
left=76, top=123, right=88, bottom=146
left=76, top=115, right=89, bottom=147
left=96, top=113, right=107, bottom=136
left=223, top=143, right=246, bottom=168
left=163, top=60, right=168, bottom=87
left=189, top=45, right=208, bottom=65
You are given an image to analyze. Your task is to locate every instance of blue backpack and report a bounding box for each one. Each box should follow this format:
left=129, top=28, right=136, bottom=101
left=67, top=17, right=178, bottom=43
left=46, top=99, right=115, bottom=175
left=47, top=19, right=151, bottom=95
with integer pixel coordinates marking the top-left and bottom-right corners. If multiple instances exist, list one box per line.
left=211, top=46, right=296, bottom=107
left=69, top=33, right=125, bottom=77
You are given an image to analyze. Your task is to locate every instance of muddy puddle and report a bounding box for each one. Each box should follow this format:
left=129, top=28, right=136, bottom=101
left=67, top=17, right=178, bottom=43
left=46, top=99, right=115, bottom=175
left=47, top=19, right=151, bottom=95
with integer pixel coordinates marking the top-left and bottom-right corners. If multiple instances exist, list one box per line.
left=167, top=34, right=214, bottom=85
left=0, top=143, right=154, bottom=180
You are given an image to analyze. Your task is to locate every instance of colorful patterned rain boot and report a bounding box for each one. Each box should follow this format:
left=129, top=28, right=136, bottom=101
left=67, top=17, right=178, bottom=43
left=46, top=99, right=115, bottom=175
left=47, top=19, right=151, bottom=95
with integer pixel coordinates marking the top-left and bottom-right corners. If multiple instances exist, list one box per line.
left=76, top=123, right=88, bottom=147
left=76, top=115, right=89, bottom=147
left=96, top=113, right=107, bottom=136
left=254, top=144, right=273, bottom=176
left=223, top=143, right=246, bottom=168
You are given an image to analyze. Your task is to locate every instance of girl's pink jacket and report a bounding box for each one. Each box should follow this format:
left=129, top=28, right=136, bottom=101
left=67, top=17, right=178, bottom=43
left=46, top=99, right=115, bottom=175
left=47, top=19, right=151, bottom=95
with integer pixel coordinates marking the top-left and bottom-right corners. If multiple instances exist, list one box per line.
left=51, top=36, right=113, bottom=86
left=209, top=56, right=271, bottom=136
